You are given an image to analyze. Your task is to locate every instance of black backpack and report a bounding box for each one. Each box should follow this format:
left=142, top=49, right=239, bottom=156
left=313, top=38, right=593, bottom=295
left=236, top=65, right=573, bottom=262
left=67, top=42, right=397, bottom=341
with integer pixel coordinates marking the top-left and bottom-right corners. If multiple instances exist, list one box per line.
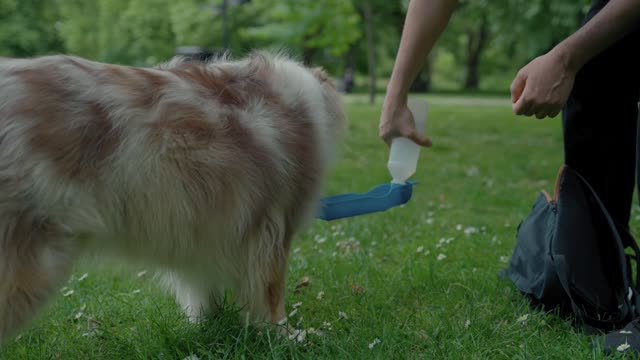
left=501, top=164, right=640, bottom=333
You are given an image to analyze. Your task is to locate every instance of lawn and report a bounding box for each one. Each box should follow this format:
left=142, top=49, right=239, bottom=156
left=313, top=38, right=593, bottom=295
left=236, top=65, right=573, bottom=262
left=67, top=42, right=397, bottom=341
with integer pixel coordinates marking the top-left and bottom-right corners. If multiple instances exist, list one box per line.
left=0, top=93, right=634, bottom=359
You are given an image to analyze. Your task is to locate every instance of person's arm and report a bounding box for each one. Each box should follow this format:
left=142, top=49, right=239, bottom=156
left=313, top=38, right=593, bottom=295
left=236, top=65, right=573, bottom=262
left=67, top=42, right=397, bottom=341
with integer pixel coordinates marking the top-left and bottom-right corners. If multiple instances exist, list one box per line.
left=379, top=0, right=458, bottom=146
left=512, top=0, right=640, bottom=117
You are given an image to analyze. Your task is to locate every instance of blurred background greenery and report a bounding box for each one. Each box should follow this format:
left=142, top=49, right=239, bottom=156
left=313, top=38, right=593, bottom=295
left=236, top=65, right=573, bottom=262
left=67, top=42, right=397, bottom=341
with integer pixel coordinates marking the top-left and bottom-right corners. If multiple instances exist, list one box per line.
left=0, top=0, right=591, bottom=100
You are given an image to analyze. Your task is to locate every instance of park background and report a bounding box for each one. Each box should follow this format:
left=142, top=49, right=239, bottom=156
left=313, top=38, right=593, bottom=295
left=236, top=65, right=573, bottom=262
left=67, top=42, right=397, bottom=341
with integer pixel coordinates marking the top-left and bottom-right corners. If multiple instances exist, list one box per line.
left=4, top=1, right=630, bottom=359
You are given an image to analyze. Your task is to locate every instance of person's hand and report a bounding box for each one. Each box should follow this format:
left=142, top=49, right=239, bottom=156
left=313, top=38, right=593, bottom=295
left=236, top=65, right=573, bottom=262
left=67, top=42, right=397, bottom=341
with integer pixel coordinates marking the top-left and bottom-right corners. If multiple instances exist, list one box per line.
left=379, top=99, right=432, bottom=147
left=510, top=50, right=577, bottom=119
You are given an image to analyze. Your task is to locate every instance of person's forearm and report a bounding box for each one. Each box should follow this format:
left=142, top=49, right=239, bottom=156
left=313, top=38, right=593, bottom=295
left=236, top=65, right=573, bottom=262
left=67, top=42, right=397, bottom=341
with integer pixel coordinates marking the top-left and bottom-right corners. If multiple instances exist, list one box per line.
left=385, top=0, right=458, bottom=103
left=553, top=0, right=640, bottom=72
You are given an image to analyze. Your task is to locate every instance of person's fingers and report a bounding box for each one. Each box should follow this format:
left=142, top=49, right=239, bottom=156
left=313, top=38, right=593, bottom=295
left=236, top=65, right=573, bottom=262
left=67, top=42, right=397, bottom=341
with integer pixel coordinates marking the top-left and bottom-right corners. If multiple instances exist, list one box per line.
left=548, top=107, right=562, bottom=118
left=513, top=93, right=530, bottom=115
left=510, top=71, right=527, bottom=104
left=407, top=131, right=433, bottom=147
left=535, top=106, right=551, bottom=119
left=379, top=127, right=400, bottom=147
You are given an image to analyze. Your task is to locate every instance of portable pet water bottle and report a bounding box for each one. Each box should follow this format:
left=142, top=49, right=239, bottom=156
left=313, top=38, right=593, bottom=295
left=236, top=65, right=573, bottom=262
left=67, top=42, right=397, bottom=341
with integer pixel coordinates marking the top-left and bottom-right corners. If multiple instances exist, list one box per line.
left=315, top=98, right=427, bottom=221
left=387, top=98, right=428, bottom=184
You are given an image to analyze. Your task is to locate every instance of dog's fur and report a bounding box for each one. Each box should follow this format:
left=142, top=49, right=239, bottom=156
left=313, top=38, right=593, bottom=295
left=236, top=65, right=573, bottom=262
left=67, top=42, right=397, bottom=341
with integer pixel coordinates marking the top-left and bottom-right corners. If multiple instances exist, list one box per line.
left=0, top=51, right=345, bottom=343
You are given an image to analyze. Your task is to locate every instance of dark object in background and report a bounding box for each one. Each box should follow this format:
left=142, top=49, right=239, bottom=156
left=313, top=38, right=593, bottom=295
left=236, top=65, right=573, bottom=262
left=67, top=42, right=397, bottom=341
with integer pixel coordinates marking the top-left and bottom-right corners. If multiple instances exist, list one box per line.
left=174, top=46, right=226, bottom=62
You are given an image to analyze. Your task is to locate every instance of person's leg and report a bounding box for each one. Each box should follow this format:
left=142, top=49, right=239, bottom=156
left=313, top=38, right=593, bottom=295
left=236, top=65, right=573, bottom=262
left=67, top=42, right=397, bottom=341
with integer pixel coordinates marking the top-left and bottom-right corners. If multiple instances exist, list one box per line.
left=562, top=0, right=640, bottom=230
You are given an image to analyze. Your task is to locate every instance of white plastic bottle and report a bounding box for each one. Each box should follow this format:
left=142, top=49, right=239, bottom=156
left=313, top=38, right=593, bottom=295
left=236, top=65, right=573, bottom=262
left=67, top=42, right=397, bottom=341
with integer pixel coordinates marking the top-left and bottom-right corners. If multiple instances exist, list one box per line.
left=387, top=98, right=428, bottom=184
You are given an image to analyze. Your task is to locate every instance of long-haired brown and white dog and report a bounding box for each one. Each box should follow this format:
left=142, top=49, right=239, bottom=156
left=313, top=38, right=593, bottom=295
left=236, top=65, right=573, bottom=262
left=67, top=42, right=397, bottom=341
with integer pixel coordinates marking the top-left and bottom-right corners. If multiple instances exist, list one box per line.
left=0, top=50, right=345, bottom=343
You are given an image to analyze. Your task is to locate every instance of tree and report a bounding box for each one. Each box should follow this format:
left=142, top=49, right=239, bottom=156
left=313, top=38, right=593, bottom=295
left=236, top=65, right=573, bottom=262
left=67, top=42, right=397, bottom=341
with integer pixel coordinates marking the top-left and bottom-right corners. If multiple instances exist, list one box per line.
left=240, top=0, right=362, bottom=65
left=0, top=0, right=65, bottom=57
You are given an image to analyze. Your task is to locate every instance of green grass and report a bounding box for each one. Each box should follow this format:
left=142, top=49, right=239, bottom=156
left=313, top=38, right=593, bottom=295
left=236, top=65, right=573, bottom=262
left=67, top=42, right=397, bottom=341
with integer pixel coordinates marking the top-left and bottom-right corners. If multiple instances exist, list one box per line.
left=1, top=94, right=637, bottom=359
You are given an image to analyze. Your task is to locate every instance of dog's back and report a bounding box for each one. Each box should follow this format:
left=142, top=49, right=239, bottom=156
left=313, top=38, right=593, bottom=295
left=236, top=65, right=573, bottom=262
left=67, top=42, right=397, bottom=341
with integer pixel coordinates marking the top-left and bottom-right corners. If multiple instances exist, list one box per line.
left=0, top=52, right=345, bottom=342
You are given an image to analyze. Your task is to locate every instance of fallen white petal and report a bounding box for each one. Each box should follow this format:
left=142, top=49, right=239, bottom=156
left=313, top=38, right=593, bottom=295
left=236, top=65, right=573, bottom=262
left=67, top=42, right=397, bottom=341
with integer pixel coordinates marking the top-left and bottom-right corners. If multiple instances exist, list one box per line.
left=617, top=341, right=631, bottom=352
left=339, top=311, right=348, bottom=320
left=292, top=301, right=303, bottom=309
left=137, top=270, right=148, bottom=278
left=63, top=289, right=74, bottom=297
left=464, top=319, right=471, bottom=329
left=437, top=254, right=446, bottom=261
left=416, top=246, right=424, bottom=253
left=78, top=273, right=89, bottom=281
left=317, top=291, right=325, bottom=300
left=517, top=314, right=529, bottom=323
left=368, top=338, right=381, bottom=349
left=288, top=308, right=298, bottom=318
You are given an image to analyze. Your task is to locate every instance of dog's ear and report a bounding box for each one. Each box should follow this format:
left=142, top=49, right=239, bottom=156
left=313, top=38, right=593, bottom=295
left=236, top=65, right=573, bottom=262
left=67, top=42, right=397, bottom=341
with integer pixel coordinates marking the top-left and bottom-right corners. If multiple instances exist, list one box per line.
left=312, top=67, right=329, bottom=83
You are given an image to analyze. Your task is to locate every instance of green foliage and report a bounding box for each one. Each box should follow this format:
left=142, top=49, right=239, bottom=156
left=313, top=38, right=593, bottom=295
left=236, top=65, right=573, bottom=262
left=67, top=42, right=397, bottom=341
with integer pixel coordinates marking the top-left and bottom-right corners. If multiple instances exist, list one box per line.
left=241, top=0, right=362, bottom=60
left=0, top=0, right=595, bottom=90
left=0, top=0, right=64, bottom=57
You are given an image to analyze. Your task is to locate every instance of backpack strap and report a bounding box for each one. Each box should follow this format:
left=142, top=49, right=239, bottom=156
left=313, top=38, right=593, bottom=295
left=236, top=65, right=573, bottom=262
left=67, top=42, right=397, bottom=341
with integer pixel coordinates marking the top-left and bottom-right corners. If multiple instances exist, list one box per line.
left=551, top=166, right=640, bottom=329
left=571, top=168, right=639, bottom=292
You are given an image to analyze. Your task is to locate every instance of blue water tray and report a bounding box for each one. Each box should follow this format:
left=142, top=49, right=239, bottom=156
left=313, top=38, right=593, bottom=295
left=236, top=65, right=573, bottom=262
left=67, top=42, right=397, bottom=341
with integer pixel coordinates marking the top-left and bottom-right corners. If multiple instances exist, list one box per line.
left=317, top=181, right=416, bottom=221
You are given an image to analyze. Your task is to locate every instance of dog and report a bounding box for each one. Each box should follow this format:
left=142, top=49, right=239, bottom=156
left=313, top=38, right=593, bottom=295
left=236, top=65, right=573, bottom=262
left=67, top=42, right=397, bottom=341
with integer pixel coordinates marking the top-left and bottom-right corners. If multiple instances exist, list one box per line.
left=0, top=50, right=345, bottom=343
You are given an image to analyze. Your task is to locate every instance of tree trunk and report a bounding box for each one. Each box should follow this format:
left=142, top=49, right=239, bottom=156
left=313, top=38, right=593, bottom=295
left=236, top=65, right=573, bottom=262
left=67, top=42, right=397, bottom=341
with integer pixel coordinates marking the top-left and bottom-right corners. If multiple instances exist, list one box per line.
left=302, top=47, right=315, bottom=66
left=464, top=13, right=489, bottom=90
left=363, top=0, right=376, bottom=104
left=409, top=52, right=434, bottom=92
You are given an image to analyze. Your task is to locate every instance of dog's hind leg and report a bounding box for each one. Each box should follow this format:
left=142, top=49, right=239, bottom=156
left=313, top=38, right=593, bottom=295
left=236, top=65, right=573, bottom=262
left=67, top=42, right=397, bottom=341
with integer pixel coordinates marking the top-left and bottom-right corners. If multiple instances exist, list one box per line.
left=0, top=212, right=77, bottom=344
left=237, top=215, right=292, bottom=328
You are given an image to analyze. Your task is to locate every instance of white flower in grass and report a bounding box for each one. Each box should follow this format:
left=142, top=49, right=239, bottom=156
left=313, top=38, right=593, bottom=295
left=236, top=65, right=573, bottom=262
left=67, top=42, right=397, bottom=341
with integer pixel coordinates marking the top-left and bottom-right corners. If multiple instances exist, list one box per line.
left=371, top=241, right=377, bottom=246
left=63, top=289, right=74, bottom=297
left=322, top=321, right=333, bottom=330
left=456, top=224, right=463, bottom=231
left=416, top=246, right=424, bottom=253
left=618, top=341, right=631, bottom=352
left=78, top=273, right=89, bottom=281
left=182, top=355, right=200, bottom=360
left=317, top=291, right=325, bottom=300
left=464, top=227, right=479, bottom=236
left=464, top=320, right=471, bottom=329
left=288, top=329, right=306, bottom=343
left=426, top=218, right=434, bottom=225
left=288, top=308, right=298, bottom=318
left=516, top=314, right=529, bottom=324
left=446, top=237, right=454, bottom=244
left=368, top=338, right=381, bottom=349
left=437, top=254, right=446, bottom=261
left=339, top=311, right=348, bottom=320
left=132, top=289, right=141, bottom=294
left=137, top=270, right=147, bottom=278
left=500, top=256, right=510, bottom=263
left=293, top=301, right=303, bottom=309
left=424, top=250, right=431, bottom=256
left=293, top=247, right=301, bottom=254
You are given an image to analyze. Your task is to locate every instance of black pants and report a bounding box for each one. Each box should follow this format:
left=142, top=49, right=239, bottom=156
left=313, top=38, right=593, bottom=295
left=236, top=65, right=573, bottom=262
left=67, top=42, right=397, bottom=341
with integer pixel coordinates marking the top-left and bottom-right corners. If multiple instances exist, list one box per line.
left=562, top=0, right=640, bottom=230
